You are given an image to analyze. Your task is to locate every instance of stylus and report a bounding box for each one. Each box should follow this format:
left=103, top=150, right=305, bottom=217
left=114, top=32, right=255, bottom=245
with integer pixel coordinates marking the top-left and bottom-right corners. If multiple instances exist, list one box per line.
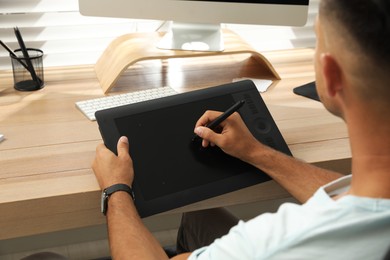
left=0, top=40, right=30, bottom=71
left=193, top=99, right=246, bottom=141
left=14, top=27, right=41, bottom=85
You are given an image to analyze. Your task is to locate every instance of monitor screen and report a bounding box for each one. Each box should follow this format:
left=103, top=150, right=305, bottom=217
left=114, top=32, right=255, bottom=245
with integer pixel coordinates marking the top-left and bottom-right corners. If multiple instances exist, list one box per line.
left=79, top=0, right=309, bottom=51
left=79, top=0, right=309, bottom=26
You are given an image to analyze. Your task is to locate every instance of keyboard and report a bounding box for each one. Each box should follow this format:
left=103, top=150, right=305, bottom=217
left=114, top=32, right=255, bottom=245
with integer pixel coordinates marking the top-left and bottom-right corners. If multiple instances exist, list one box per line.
left=76, top=86, right=178, bottom=120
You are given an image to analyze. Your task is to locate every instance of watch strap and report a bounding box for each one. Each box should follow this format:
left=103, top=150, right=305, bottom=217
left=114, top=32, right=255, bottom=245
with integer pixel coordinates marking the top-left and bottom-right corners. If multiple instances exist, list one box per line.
left=101, top=183, right=135, bottom=215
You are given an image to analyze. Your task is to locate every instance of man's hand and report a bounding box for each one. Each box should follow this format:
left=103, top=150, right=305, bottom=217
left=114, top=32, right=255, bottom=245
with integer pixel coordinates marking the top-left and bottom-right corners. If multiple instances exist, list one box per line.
left=92, top=136, right=134, bottom=189
left=194, top=110, right=264, bottom=164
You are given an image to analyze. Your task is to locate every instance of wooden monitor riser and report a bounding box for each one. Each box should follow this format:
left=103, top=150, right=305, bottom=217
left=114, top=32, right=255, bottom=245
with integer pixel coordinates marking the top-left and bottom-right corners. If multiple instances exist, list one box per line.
left=94, top=29, right=280, bottom=94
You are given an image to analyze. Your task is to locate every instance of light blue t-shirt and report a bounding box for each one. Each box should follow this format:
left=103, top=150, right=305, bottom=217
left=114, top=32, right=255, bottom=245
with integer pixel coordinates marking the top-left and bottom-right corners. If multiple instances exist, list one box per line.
left=189, top=175, right=390, bottom=259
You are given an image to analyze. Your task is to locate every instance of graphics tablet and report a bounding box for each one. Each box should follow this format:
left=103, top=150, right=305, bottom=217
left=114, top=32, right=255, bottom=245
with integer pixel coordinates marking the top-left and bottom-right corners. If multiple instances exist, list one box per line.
left=293, top=81, right=320, bottom=102
left=96, top=80, right=291, bottom=217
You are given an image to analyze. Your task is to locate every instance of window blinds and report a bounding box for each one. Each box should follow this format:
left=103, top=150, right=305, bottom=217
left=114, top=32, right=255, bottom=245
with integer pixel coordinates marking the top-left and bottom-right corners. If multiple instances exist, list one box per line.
left=0, top=0, right=318, bottom=70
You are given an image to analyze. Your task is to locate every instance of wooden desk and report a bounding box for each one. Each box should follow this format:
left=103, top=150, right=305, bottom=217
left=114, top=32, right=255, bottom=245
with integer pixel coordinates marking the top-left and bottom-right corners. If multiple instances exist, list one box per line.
left=0, top=49, right=351, bottom=240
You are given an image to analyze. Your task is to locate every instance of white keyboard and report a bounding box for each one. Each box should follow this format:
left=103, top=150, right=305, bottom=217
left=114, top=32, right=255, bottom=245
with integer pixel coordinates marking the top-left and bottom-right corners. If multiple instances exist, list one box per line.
left=76, top=86, right=178, bottom=120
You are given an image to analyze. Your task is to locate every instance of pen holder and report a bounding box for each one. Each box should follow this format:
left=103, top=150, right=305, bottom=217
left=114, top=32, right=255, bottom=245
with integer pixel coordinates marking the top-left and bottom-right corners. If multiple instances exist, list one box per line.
left=11, top=48, right=44, bottom=91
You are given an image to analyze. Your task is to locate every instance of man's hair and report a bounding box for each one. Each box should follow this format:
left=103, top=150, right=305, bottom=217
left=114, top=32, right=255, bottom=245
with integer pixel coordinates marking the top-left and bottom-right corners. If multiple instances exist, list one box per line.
left=320, top=0, right=390, bottom=68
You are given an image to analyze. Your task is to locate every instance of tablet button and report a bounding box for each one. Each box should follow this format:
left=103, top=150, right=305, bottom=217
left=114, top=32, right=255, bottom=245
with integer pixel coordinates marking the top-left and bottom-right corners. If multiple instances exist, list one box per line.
left=254, top=118, right=271, bottom=134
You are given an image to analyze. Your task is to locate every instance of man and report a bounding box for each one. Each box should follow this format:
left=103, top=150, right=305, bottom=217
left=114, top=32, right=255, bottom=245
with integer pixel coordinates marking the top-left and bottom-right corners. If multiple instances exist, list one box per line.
left=92, top=0, right=390, bottom=259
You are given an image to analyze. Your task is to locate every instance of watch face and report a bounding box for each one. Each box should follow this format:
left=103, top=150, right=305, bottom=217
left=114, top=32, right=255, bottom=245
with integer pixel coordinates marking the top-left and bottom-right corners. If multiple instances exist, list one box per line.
left=100, top=185, right=135, bottom=215
left=101, top=191, right=108, bottom=215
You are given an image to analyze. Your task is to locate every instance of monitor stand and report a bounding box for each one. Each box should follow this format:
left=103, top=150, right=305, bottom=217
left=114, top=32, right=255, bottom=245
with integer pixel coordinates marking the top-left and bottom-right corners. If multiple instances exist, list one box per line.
left=94, top=29, right=280, bottom=94
left=157, top=22, right=224, bottom=52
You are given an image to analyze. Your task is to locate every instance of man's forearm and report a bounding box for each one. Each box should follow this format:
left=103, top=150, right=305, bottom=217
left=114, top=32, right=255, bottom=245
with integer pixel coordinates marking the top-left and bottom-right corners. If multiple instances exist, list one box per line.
left=106, top=192, right=169, bottom=259
left=248, top=143, right=343, bottom=203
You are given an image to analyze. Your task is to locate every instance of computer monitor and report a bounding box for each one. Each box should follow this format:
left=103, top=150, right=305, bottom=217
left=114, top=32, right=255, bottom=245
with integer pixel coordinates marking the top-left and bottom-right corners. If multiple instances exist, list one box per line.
left=79, top=0, right=309, bottom=51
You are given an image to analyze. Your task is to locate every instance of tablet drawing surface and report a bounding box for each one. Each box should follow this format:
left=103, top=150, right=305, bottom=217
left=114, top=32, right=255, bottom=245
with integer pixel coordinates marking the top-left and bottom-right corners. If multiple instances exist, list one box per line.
left=96, top=80, right=291, bottom=217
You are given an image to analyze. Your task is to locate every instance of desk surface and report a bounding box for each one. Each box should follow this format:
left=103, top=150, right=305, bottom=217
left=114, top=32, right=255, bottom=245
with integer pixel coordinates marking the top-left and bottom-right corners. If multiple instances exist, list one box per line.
left=0, top=48, right=351, bottom=240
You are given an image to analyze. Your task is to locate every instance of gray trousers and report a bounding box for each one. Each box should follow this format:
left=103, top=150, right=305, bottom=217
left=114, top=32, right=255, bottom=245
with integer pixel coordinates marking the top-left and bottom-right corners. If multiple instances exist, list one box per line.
left=21, top=252, right=67, bottom=260
left=21, top=208, right=238, bottom=259
left=176, top=208, right=239, bottom=254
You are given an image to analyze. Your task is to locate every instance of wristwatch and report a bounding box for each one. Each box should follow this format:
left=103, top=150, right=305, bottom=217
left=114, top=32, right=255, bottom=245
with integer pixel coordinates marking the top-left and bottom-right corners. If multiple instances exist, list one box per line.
left=101, top=183, right=135, bottom=215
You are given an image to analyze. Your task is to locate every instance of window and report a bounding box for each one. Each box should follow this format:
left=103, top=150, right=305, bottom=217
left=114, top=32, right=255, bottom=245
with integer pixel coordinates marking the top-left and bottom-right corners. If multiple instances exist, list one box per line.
left=0, top=0, right=318, bottom=70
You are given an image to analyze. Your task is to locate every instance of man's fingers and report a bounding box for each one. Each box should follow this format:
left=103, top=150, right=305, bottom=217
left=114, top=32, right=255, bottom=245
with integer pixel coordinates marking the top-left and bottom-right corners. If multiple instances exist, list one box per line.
left=195, top=126, right=219, bottom=147
left=195, top=110, right=223, bottom=128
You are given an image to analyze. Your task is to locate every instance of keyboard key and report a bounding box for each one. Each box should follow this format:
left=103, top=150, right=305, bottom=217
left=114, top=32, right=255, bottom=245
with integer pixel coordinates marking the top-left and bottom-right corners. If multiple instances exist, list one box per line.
left=75, top=86, right=177, bottom=121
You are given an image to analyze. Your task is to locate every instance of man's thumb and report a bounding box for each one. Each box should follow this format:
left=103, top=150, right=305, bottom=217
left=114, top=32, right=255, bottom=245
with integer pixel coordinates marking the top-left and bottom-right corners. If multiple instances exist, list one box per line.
left=117, top=136, right=129, bottom=156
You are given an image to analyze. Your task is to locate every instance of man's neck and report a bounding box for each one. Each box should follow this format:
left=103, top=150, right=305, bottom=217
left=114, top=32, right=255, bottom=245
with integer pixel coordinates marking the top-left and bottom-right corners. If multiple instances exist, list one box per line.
left=349, top=156, right=390, bottom=199
left=346, top=106, right=390, bottom=199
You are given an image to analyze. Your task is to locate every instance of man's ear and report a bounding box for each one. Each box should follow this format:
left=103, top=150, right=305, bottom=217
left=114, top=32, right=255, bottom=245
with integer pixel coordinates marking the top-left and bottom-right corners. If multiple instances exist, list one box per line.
left=320, top=53, right=344, bottom=97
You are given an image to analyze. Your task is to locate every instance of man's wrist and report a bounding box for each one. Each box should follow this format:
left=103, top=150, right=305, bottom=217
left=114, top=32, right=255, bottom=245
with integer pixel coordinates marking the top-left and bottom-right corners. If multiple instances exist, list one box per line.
left=244, top=141, right=267, bottom=164
left=101, top=183, right=135, bottom=215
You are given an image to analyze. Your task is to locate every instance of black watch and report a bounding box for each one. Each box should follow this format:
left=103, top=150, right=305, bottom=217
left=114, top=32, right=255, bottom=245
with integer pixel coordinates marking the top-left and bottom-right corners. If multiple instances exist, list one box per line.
left=101, top=183, right=135, bottom=215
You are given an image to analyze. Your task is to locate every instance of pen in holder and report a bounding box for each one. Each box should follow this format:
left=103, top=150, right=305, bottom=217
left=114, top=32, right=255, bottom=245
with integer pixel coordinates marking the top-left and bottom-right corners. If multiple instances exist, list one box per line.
left=10, top=48, right=44, bottom=91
